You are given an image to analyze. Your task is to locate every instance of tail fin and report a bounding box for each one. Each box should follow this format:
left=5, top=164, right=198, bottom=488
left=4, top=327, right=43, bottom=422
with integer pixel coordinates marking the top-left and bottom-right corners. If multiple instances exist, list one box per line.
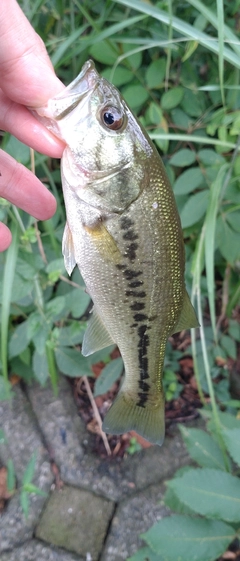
left=102, top=392, right=165, bottom=446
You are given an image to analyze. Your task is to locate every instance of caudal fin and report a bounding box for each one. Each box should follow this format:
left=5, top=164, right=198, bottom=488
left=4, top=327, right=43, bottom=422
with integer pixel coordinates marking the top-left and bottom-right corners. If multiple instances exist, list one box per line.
left=102, top=392, right=165, bottom=446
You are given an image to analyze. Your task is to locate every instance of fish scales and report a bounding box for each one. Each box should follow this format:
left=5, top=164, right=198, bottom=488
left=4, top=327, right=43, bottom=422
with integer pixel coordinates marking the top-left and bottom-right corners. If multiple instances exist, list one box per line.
left=35, top=60, right=199, bottom=446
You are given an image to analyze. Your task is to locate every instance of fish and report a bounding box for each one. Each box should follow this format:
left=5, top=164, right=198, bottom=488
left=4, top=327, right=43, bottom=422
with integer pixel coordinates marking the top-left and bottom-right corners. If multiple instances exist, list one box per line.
left=35, top=60, right=199, bottom=446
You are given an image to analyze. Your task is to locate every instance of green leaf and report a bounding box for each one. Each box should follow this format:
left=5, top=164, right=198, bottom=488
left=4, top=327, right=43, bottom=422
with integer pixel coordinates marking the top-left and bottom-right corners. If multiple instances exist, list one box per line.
left=94, top=357, right=124, bottom=397
left=55, top=346, right=92, bottom=377
left=222, top=428, right=240, bottom=467
left=142, top=514, right=235, bottom=561
left=65, top=288, right=91, bottom=319
left=179, top=426, right=226, bottom=470
left=220, top=334, right=237, bottom=360
left=22, top=452, right=37, bottom=485
left=164, top=483, right=195, bottom=516
left=4, top=136, right=30, bottom=165
left=180, top=190, right=209, bottom=228
left=33, top=350, right=49, bottom=385
left=198, top=149, right=225, bottom=166
left=20, top=490, right=29, bottom=518
left=181, top=89, right=205, bottom=117
left=173, top=167, right=205, bottom=195
left=122, top=84, right=149, bottom=110
left=23, top=483, right=47, bottom=497
left=216, top=217, right=240, bottom=264
left=146, top=58, right=166, bottom=88
left=45, top=296, right=66, bottom=321
left=7, top=459, right=16, bottom=492
left=32, top=324, right=50, bottom=355
left=169, top=149, right=196, bottom=167
left=122, top=43, right=142, bottom=69
left=161, top=87, right=184, bottom=110
left=57, top=322, right=86, bottom=346
left=168, top=468, right=240, bottom=522
left=128, top=547, right=161, bottom=561
left=10, top=357, right=33, bottom=382
left=89, top=41, right=117, bottom=65
left=0, top=376, right=13, bottom=401
left=9, top=321, right=30, bottom=359
left=102, top=66, right=133, bottom=87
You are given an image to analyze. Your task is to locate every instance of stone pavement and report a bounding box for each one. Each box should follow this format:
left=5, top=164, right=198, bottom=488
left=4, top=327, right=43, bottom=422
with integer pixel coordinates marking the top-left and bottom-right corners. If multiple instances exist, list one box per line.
left=0, top=376, right=192, bottom=560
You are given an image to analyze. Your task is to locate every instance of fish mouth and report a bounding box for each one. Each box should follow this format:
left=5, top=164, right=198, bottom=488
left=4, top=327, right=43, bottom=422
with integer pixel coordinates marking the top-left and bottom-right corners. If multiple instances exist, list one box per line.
left=53, top=60, right=99, bottom=121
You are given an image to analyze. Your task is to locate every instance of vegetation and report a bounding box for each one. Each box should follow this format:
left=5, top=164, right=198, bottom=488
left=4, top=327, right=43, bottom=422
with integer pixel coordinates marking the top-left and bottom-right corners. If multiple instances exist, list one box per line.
left=0, top=0, right=240, bottom=553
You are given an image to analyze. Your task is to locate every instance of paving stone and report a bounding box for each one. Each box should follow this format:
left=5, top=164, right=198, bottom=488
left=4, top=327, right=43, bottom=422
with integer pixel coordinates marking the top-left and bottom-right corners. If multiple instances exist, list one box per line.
left=0, top=539, right=84, bottom=561
left=26, top=377, right=191, bottom=501
left=36, top=485, right=115, bottom=561
left=101, top=482, right=170, bottom=561
left=0, top=385, right=54, bottom=552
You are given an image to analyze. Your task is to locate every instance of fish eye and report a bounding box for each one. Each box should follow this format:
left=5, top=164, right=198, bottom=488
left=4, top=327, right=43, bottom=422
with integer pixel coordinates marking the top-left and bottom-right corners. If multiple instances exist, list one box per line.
left=100, top=106, right=124, bottom=131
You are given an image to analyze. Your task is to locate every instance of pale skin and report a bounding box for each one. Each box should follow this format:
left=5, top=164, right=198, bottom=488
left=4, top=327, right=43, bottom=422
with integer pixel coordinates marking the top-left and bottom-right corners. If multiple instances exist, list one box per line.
left=0, top=0, right=66, bottom=251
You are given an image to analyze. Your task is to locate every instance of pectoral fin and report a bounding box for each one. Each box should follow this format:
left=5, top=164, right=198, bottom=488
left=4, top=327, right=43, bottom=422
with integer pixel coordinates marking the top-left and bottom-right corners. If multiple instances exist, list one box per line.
left=62, top=222, right=76, bottom=275
left=82, top=308, right=115, bottom=356
left=171, top=290, right=199, bottom=335
left=84, top=222, right=121, bottom=264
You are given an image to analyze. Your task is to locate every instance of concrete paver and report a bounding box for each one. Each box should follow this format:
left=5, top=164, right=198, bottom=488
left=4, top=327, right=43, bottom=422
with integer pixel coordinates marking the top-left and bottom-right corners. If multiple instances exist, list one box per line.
left=36, top=485, right=115, bottom=560
left=101, top=482, right=169, bottom=561
left=0, top=539, right=84, bottom=561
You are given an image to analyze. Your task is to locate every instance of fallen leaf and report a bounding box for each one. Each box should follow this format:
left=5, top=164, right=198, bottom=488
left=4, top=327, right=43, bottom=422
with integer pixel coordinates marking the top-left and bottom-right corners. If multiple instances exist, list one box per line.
left=129, top=431, right=152, bottom=448
left=0, top=467, right=15, bottom=500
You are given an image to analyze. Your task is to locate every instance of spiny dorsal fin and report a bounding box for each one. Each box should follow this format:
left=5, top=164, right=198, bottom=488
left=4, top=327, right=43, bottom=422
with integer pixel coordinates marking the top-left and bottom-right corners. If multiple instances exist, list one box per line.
left=82, top=307, right=115, bottom=356
left=62, top=222, right=76, bottom=275
left=171, top=290, right=199, bottom=335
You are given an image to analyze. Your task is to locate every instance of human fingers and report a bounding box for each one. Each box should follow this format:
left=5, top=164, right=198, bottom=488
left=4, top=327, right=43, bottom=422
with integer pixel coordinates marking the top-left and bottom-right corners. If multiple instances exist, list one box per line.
left=0, top=0, right=64, bottom=107
left=0, top=150, right=56, bottom=220
left=0, top=222, right=12, bottom=252
left=0, top=90, right=65, bottom=158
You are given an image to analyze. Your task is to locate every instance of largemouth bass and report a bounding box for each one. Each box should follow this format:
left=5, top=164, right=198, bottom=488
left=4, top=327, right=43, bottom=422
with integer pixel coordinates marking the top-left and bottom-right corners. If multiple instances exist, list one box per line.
left=35, top=60, right=198, bottom=446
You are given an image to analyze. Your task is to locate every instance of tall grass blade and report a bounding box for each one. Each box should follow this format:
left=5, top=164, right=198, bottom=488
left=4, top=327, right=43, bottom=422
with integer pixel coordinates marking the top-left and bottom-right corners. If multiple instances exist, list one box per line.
left=1, top=219, right=19, bottom=388
left=115, top=0, right=240, bottom=69
left=187, top=0, right=240, bottom=58
left=204, top=165, right=228, bottom=343
left=51, top=25, right=88, bottom=67
left=150, top=133, right=239, bottom=151
left=216, top=0, right=225, bottom=105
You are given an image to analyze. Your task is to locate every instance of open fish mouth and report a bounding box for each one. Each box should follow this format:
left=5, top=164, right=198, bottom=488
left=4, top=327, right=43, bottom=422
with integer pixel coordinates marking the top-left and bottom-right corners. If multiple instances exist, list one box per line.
left=54, top=60, right=99, bottom=121
left=35, top=60, right=98, bottom=122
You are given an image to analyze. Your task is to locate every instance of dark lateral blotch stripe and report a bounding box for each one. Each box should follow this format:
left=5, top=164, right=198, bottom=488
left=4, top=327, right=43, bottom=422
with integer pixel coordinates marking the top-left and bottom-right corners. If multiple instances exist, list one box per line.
left=129, top=280, right=143, bottom=288
left=124, top=269, right=142, bottom=280
left=138, top=334, right=149, bottom=356
left=130, top=302, right=145, bottom=311
left=137, top=392, right=148, bottom=407
left=125, top=242, right=138, bottom=262
left=139, top=381, right=150, bottom=392
left=125, top=290, right=146, bottom=298
left=123, top=230, right=138, bottom=241
left=120, top=217, right=134, bottom=230
left=134, top=313, right=148, bottom=322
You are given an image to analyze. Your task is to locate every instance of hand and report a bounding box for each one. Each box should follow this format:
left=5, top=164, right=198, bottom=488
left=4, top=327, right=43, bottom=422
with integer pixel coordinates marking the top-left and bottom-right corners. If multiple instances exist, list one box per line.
left=0, top=0, right=66, bottom=251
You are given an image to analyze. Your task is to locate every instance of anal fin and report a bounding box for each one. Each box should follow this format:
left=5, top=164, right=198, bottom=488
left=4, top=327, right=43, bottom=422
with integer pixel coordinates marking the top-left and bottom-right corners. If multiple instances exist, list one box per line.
left=82, top=307, right=115, bottom=356
left=171, top=290, right=199, bottom=335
